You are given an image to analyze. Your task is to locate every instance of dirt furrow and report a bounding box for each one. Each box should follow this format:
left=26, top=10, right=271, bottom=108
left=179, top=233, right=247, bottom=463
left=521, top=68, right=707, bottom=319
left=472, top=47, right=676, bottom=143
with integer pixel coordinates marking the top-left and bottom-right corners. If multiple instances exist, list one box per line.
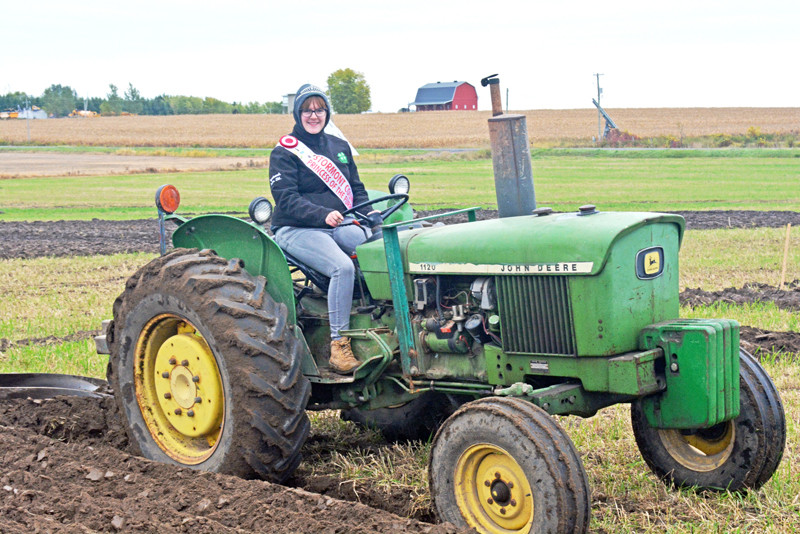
left=681, top=282, right=800, bottom=311
left=0, top=417, right=464, bottom=534
left=0, top=397, right=470, bottom=534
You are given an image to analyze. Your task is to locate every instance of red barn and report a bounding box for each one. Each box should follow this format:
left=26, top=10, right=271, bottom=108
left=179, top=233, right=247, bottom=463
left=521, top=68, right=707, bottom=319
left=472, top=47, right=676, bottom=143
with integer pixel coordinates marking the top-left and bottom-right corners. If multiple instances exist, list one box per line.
left=411, top=81, right=478, bottom=111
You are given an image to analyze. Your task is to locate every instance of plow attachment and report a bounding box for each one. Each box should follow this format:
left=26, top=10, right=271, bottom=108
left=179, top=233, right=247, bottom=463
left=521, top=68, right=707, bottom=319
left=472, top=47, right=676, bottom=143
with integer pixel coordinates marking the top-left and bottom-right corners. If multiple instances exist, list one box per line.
left=0, top=373, right=109, bottom=400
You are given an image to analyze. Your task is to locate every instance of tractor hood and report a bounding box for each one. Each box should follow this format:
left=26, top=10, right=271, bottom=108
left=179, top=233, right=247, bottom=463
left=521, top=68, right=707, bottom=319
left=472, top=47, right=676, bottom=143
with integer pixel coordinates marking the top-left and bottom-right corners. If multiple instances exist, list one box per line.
left=357, top=211, right=684, bottom=299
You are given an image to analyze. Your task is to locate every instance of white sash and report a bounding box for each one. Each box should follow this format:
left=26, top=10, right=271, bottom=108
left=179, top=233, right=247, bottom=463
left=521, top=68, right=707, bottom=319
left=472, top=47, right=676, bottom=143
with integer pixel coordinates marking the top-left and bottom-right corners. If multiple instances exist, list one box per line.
left=278, top=135, right=354, bottom=210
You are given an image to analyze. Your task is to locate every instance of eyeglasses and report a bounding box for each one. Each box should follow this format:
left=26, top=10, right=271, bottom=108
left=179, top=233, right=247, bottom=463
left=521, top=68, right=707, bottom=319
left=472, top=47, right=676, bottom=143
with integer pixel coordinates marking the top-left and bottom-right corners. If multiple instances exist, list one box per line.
left=301, top=108, right=328, bottom=117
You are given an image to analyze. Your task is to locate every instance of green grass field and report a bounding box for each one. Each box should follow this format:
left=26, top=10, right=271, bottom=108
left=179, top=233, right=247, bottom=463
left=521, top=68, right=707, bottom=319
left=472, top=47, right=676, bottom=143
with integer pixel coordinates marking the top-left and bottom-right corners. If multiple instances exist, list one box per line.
left=1, top=151, right=799, bottom=220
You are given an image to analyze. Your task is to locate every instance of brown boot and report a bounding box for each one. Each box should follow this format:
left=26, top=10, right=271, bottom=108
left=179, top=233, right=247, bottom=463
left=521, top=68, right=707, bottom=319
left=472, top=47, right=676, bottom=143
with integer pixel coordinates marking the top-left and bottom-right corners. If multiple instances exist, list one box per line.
left=330, top=338, right=360, bottom=374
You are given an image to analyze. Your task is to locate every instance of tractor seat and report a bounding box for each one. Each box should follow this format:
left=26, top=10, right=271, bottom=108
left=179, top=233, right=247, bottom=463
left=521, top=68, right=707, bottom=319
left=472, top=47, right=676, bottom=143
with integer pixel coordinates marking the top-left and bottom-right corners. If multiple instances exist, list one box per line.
left=282, top=250, right=364, bottom=299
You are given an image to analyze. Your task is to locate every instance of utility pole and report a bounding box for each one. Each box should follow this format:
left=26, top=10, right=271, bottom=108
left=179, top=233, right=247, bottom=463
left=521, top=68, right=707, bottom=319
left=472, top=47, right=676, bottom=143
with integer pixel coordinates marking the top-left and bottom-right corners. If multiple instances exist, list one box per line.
left=506, top=88, right=509, bottom=113
left=594, top=73, right=603, bottom=141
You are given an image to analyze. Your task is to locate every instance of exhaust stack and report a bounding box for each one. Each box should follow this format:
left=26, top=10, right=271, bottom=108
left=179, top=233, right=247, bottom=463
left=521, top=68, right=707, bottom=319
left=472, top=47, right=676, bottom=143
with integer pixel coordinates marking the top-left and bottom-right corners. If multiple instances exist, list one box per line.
left=481, top=74, right=536, bottom=218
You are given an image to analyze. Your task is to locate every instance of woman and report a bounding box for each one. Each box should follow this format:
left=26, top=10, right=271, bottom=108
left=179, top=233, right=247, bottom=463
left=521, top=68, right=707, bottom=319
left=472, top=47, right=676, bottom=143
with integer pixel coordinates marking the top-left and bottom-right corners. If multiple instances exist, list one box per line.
left=268, top=84, right=372, bottom=374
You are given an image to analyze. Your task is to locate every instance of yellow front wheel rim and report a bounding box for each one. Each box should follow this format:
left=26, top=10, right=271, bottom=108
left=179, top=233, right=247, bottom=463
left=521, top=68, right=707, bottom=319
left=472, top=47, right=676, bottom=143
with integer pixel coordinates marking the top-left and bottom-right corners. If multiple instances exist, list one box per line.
left=659, top=422, right=735, bottom=472
left=454, top=444, right=534, bottom=534
left=135, top=314, right=225, bottom=464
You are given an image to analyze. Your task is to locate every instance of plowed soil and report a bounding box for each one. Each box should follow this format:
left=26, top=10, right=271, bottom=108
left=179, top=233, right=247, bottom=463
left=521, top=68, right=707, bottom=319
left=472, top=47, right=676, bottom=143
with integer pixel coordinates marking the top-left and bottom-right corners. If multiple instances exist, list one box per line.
left=0, top=398, right=466, bottom=534
left=681, top=281, right=800, bottom=355
left=1, top=211, right=798, bottom=533
left=681, top=281, right=800, bottom=311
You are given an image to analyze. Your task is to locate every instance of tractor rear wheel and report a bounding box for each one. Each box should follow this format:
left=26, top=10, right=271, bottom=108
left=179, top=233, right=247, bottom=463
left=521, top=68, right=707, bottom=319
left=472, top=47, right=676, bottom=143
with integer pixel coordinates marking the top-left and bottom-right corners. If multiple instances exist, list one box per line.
left=341, top=392, right=461, bottom=442
left=631, top=349, right=786, bottom=491
left=429, top=397, right=590, bottom=534
left=107, top=249, right=311, bottom=483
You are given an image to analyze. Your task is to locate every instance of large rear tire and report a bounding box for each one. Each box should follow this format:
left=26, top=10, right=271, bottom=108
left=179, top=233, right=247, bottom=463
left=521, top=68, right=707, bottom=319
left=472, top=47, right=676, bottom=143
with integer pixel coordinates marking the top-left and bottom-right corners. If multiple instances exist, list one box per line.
left=631, top=349, right=786, bottom=491
left=429, top=397, right=590, bottom=534
left=107, top=249, right=311, bottom=483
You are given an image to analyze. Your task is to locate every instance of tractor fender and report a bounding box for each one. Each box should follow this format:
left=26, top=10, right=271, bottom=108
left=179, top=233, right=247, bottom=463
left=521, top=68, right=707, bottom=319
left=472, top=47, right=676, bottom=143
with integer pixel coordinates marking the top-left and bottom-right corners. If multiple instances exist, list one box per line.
left=170, top=214, right=297, bottom=324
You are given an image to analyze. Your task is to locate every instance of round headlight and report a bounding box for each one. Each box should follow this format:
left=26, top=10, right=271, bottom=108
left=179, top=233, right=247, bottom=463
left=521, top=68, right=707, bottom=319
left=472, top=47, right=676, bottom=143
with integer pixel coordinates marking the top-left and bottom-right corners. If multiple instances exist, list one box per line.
left=155, top=185, right=180, bottom=214
left=388, top=174, right=410, bottom=195
left=248, top=197, right=273, bottom=225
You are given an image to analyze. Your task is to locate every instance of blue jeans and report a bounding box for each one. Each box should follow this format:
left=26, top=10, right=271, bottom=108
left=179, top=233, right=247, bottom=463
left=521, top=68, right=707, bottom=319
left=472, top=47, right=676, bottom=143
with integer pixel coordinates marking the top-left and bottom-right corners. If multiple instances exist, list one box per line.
left=275, top=222, right=370, bottom=339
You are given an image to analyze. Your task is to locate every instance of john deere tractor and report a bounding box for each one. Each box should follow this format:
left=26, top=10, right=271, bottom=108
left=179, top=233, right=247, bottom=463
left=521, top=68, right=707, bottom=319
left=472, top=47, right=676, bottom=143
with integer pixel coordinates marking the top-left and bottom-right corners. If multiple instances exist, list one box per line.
left=95, top=173, right=786, bottom=534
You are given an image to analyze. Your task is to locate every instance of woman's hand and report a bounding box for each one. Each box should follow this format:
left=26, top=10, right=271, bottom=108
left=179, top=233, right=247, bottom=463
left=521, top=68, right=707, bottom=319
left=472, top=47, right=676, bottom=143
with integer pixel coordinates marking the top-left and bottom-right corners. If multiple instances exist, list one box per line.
left=327, top=209, right=380, bottom=227
left=326, top=210, right=345, bottom=227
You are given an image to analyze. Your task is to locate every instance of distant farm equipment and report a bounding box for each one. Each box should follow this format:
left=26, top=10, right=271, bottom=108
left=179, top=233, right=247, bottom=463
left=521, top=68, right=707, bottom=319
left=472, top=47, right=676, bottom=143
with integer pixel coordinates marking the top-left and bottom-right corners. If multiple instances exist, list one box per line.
left=69, top=109, right=99, bottom=118
left=3, top=106, right=47, bottom=119
left=592, top=98, right=618, bottom=139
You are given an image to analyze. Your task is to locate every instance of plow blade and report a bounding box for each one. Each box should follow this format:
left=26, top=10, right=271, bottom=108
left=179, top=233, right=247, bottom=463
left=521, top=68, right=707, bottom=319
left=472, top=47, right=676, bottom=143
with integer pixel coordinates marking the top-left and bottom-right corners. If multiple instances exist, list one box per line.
left=0, top=373, right=109, bottom=400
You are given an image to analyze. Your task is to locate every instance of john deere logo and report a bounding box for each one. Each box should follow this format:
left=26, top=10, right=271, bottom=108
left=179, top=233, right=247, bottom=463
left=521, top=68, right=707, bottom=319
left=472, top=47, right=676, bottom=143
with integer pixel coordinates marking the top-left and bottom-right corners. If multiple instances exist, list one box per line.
left=337, top=152, right=348, bottom=164
left=636, top=247, right=664, bottom=279
left=644, top=252, right=660, bottom=274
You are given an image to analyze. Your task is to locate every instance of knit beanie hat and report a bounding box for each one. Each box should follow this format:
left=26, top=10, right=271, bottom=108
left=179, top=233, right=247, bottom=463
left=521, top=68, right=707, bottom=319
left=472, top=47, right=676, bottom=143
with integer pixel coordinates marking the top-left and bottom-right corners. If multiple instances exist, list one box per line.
left=293, top=84, right=331, bottom=129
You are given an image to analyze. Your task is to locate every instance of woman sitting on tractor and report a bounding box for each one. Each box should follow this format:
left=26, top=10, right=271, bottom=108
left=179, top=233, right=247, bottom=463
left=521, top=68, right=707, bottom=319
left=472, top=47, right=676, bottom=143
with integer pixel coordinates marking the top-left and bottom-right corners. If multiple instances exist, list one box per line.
left=268, top=84, right=373, bottom=374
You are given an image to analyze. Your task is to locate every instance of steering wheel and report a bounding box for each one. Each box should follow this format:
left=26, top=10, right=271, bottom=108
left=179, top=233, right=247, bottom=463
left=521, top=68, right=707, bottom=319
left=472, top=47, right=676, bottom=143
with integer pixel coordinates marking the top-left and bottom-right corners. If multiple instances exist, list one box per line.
left=341, top=193, right=409, bottom=226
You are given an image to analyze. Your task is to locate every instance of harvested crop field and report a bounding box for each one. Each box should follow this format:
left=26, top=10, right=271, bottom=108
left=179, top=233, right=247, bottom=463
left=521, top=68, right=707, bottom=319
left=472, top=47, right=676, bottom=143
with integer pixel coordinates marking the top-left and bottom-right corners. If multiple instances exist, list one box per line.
left=2, top=107, right=799, bottom=148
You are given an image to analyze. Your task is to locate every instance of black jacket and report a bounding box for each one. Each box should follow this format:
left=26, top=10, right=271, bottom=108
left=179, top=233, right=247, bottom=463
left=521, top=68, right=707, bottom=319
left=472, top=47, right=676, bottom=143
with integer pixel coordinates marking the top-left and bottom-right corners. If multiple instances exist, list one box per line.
left=269, top=125, right=369, bottom=229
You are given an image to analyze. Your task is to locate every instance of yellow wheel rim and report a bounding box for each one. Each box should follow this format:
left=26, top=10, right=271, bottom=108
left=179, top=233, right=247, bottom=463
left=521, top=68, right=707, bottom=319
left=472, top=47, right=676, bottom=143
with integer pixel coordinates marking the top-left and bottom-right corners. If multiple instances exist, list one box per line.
left=135, top=314, right=225, bottom=465
left=454, top=444, right=534, bottom=534
left=659, top=422, right=735, bottom=472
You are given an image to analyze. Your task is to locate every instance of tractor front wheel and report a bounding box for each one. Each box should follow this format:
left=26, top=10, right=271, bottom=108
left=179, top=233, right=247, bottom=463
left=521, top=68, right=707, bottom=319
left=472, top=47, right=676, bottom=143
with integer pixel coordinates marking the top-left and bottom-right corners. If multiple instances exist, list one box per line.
left=107, top=249, right=311, bottom=482
left=429, top=397, right=590, bottom=534
left=631, top=349, right=786, bottom=491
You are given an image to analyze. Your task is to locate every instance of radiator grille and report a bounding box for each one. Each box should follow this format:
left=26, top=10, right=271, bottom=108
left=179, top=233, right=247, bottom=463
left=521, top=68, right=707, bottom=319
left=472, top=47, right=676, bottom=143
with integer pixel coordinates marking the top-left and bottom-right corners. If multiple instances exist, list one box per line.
left=496, top=275, right=576, bottom=355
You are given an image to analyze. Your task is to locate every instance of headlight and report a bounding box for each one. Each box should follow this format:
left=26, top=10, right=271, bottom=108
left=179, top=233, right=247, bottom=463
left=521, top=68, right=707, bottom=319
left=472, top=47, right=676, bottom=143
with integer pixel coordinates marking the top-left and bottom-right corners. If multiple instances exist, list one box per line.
left=248, top=197, right=273, bottom=225
left=388, top=174, right=410, bottom=195
left=155, top=185, right=180, bottom=214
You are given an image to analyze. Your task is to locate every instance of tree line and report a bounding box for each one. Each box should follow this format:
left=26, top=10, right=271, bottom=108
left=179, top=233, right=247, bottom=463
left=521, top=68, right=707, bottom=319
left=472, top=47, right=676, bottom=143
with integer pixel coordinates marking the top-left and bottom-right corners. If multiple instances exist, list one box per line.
left=0, top=83, right=282, bottom=118
left=2, top=69, right=372, bottom=118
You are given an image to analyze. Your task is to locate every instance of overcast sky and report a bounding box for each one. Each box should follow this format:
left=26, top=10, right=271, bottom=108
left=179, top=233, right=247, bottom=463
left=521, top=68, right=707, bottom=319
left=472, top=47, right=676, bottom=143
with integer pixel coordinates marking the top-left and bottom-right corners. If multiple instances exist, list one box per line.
left=2, top=1, right=796, bottom=112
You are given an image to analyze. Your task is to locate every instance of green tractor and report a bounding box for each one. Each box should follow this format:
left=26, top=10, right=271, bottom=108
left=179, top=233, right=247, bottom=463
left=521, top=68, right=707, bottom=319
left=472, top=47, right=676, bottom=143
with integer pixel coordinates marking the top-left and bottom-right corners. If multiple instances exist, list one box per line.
left=96, top=177, right=785, bottom=534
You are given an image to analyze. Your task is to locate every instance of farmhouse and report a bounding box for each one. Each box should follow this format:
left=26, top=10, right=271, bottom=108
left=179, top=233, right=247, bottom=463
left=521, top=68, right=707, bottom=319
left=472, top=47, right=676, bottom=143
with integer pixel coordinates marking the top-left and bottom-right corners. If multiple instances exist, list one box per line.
left=282, top=93, right=296, bottom=114
left=411, top=81, right=477, bottom=111
left=17, top=107, right=48, bottom=119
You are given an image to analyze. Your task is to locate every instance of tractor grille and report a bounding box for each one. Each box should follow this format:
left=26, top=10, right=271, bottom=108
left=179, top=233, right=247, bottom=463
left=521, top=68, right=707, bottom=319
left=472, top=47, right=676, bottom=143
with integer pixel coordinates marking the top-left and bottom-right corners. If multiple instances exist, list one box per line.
left=495, top=275, right=577, bottom=355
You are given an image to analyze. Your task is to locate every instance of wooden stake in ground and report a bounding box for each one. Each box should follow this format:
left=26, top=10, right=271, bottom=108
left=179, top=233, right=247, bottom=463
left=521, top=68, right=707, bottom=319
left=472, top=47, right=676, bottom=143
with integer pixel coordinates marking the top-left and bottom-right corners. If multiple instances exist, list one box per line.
left=780, top=223, right=791, bottom=290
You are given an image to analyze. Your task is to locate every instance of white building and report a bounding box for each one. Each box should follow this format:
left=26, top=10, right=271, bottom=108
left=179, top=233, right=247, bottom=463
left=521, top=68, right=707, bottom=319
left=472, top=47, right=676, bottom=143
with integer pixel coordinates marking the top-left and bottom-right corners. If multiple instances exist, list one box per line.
left=282, top=94, right=296, bottom=115
left=18, top=107, right=48, bottom=119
